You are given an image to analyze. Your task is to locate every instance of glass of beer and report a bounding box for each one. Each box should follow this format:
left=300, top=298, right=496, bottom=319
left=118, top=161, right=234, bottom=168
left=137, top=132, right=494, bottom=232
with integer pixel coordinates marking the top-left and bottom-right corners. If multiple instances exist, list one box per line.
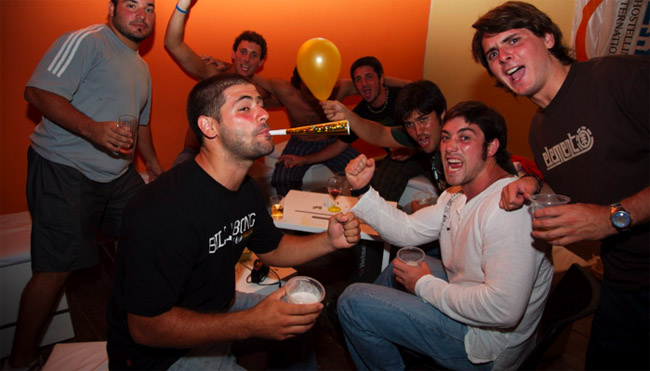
left=285, top=276, right=326, bottom=304
left=270, top=195, right=284, bottom=220
left=117, top=114, right=138, bottom=154
left=529, top=193, right=571, bottom=231
left=397, top=246, right=425, bottom=266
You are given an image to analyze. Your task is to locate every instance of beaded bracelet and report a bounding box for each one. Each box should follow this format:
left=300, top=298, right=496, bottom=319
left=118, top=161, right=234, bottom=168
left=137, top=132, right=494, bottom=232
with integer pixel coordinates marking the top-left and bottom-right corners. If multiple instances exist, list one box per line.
left=520, top=173, right=543, bottom=194
left=175, top=4, right=188, bottom=14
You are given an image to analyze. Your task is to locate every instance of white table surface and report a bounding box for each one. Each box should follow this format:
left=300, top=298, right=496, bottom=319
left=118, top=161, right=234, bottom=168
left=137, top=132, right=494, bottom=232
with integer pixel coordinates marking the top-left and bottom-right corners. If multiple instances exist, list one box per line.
left=273, top=190, right=394, bottom=269
left=235, top=254, right=296, bottom=295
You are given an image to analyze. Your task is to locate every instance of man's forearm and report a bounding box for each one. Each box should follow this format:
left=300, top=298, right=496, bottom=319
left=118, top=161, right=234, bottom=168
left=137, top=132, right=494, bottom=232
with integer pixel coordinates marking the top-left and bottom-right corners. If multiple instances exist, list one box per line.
left=136, top=125, right=162, bottom=174
left=621, top=187, right=650, bottom=227
left=260, top=232, right=336, bottom=267
left=24, top=87, right=95, bottom=138
left=348, top=112, right=402, bottom=148
left=163, top=1, right=188, bottom=51
left=163, top=1, right=213, bottom=80
left=128, top=306, right=252, bottom=348
left=302, top=140, right=348, bottom=164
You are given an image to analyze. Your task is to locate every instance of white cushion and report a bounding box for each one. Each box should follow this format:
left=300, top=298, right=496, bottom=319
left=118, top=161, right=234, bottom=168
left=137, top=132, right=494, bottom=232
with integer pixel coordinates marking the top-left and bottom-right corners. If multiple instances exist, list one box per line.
left=0, top=212, right=32, bottom=268
left=43, top=341, right=108, bottom=371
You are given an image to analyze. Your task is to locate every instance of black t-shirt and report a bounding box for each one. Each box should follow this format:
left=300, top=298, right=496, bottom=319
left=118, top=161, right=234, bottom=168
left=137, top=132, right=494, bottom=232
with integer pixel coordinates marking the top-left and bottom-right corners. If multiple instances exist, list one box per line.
left=107, top=161, right=284, bottom=369
left=530, top=55, right=650, bottom=291
left=339, top=86, right=402, bottom=144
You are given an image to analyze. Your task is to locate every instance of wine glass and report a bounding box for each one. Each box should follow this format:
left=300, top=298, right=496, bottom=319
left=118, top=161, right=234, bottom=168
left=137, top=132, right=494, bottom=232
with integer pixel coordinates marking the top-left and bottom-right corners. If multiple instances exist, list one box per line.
left=326, top=176, right=342, bottom=212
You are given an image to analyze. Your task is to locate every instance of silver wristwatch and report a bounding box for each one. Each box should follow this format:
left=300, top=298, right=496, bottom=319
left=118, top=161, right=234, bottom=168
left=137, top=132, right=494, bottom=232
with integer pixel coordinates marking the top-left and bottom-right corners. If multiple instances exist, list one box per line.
left=610, top=203, right=632, bottom=232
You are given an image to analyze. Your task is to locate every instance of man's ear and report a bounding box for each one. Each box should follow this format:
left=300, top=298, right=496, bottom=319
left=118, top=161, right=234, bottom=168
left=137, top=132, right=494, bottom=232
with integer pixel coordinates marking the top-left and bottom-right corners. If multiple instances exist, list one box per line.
left=108, top=0, right=115, bottom=18
left=487, top=138, right=500, bottom=157
left=544, top=32, right=556, bottom=50
left=198, top=115, right=218, bottom=139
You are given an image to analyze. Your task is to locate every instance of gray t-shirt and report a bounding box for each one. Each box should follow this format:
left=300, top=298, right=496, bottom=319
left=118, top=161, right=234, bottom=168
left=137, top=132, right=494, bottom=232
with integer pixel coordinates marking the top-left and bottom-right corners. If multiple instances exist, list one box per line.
left=27, top=24, right=152, bottom=182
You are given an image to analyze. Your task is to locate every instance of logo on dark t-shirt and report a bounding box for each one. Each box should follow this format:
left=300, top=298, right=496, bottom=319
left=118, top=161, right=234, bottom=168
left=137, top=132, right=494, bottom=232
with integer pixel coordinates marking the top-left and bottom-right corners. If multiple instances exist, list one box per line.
left=542, top=126, right=594, bottom=170
left=208, top=213, right=256, bottom=253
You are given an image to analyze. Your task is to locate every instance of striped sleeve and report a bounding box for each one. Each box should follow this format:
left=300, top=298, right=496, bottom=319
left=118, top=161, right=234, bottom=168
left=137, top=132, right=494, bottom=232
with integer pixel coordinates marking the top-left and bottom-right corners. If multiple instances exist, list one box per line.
left=26, top=24, right=104, bottom=100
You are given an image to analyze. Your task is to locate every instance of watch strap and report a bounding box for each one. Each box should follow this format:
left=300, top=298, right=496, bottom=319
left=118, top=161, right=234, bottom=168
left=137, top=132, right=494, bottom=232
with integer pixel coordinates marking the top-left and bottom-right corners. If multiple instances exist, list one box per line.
left=520, top=173, right=543, bottom=194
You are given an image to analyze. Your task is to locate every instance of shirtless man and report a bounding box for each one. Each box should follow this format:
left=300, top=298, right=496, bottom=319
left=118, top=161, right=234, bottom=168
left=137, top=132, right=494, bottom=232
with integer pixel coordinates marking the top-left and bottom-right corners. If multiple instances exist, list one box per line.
left=253, top=68, right=411, bottom=196
left=165, top=0, right=271, bottom=165
left=251, top=69, right=362, bottom=195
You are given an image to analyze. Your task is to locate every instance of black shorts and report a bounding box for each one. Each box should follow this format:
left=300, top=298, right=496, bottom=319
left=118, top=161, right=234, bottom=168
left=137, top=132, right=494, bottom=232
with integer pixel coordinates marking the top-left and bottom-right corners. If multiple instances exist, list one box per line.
left=26, top=147, right=144, bottom=272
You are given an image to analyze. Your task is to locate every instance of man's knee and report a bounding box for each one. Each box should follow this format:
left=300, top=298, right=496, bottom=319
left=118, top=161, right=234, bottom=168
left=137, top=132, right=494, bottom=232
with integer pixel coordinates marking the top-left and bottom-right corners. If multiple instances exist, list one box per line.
left=337, top=283, right=371, bottom=320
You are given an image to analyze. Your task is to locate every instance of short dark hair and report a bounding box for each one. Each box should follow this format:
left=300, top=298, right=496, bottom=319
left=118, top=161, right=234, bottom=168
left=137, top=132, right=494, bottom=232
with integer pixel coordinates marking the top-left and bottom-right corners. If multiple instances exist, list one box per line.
left=444, top=101, right=511, bottom=169
left=350, top=56, right=384, bottom=80
left=233, top=31, right=267, bottom=60
left=395, top=80, right=447, bottom=124
left=471, top=1, right=575, bottom=90
left=290, top=67, right=302, bottom=90
left=186, top=73, right=251, bottom=144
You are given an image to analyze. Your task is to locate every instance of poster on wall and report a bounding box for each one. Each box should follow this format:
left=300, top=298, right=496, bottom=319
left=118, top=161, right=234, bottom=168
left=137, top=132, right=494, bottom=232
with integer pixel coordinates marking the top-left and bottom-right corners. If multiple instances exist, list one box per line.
left=572, top=0, right=650, bottom=60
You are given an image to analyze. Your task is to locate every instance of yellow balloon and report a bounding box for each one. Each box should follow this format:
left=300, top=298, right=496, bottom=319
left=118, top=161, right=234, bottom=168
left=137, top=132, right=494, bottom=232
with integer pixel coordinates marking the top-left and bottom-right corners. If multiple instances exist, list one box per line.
left=296, top=38, right=341, bottom=101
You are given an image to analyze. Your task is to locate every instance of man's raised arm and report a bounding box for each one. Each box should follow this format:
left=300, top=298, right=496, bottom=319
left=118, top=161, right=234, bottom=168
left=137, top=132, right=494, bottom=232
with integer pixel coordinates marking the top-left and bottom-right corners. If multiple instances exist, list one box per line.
left=321, top=100, right=403, bottom=148
left=164, top=0, right=226, bottom=80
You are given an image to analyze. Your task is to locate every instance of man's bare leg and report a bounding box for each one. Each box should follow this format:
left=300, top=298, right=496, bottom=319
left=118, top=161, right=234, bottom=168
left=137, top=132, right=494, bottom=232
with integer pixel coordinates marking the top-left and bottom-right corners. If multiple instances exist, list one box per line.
left=8, top=271, right=70, bottom=367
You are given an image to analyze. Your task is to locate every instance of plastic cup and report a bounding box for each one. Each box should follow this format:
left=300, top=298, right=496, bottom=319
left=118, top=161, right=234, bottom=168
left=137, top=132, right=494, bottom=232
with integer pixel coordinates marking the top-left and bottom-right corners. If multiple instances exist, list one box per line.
left=285, top=276, right=325, bottom=304
left=397, top=246, right=425, bottom=266
left=411, top=191, right=437, bottom=213
left=270, top=195, right=284, bottom=220
left=529, top=194, right=571, bottom=214
left=529, top=194, right=571, bottom=232
left=117, top=114, right=138, bottom=154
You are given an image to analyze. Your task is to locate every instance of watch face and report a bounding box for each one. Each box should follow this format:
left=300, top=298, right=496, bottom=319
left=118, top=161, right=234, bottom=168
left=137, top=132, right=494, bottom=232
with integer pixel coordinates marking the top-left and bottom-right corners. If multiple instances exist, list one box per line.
left=612, top=211, right=631, bottom=228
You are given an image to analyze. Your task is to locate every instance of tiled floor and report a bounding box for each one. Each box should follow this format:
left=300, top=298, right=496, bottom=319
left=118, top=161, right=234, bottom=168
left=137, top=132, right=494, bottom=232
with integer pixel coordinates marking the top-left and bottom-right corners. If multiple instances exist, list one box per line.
left=8, top=241, right=591, bottom=370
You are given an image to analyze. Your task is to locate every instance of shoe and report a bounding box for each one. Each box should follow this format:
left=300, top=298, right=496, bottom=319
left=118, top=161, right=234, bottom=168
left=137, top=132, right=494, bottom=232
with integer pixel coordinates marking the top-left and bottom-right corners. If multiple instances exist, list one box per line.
left=1, top=356, right=42, bottom=371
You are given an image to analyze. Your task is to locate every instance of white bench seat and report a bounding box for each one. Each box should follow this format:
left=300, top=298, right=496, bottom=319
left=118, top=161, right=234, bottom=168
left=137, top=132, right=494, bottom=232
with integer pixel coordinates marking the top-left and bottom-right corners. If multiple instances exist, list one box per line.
left=0, top=212, right=75, bottom=358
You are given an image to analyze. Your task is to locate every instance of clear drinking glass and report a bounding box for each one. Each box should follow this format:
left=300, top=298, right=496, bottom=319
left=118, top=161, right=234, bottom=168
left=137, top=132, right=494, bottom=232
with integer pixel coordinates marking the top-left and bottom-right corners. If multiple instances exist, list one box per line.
left=285, top=276, right=326, bottom=304
left=397, top=246, right=425, bottom=266
left=270, top=195, right=284, bottom=220
left=326, top=176, right=342, bottom=212
left=117, top=114, right=138, bottom=154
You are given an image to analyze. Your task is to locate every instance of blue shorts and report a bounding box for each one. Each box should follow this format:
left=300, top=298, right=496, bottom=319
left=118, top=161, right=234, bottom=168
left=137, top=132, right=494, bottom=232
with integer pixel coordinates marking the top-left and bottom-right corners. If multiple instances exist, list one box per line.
left=26, top=147, right=144, bottom=272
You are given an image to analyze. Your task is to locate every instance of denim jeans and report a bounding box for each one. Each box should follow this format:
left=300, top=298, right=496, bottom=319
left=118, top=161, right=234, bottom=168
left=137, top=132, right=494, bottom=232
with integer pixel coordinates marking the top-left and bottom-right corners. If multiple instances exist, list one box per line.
left=337, top=256, right=493, bottom=370
left=169, top=291, right=317, bottom=370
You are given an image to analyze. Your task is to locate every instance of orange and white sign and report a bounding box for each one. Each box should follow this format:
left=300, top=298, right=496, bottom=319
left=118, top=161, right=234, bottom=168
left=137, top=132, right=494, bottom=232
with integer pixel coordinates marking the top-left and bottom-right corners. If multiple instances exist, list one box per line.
left=572, top=0, right=650, bottom=60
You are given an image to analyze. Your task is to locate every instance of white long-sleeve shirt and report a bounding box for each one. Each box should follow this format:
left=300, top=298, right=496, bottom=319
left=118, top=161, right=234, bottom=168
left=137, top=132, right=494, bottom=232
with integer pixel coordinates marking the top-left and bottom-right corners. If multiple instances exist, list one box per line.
left=351, top=177, right=554, bottom=369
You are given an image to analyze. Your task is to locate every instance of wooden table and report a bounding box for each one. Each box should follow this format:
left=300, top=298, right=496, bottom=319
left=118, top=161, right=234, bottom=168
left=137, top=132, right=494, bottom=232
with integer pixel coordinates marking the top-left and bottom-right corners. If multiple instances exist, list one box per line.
left=273, top=190, right=394, bottom=270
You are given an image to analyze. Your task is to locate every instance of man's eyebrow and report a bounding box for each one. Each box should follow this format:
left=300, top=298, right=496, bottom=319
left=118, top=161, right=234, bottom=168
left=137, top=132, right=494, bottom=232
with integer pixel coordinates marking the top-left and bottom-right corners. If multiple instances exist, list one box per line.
left=502, top=33, right=518, bottom=44
left=485, top=33, right=518, bottom=56
left=441, top=127, right=476, bottom=135
left=235, top=94, right=263, bottom=104
left=235, top=95, right=254, bottom=102
left=457, top=127, right=476, bottom=134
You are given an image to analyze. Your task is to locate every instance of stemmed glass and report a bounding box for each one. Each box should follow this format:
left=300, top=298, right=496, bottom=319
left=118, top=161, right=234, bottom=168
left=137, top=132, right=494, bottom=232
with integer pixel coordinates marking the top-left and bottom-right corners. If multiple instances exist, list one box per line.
left=326, top=176, right=342, bottom=212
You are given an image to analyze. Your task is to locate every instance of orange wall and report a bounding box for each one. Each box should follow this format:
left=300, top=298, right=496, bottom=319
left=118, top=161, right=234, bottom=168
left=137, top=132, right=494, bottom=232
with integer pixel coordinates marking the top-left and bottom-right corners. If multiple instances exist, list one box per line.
left=0, top=0, right=430, bottom=214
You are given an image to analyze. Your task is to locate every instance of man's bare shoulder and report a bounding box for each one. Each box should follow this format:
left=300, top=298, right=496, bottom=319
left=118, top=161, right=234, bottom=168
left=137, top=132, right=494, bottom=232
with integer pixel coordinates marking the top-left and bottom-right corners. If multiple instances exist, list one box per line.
left=255, top=76, right=300, bottom=99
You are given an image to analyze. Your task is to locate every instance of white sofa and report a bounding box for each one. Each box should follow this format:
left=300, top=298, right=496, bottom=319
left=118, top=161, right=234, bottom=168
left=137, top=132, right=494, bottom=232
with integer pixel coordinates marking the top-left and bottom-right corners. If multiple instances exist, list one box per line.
left=0, top=212, right=75, bottom=358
